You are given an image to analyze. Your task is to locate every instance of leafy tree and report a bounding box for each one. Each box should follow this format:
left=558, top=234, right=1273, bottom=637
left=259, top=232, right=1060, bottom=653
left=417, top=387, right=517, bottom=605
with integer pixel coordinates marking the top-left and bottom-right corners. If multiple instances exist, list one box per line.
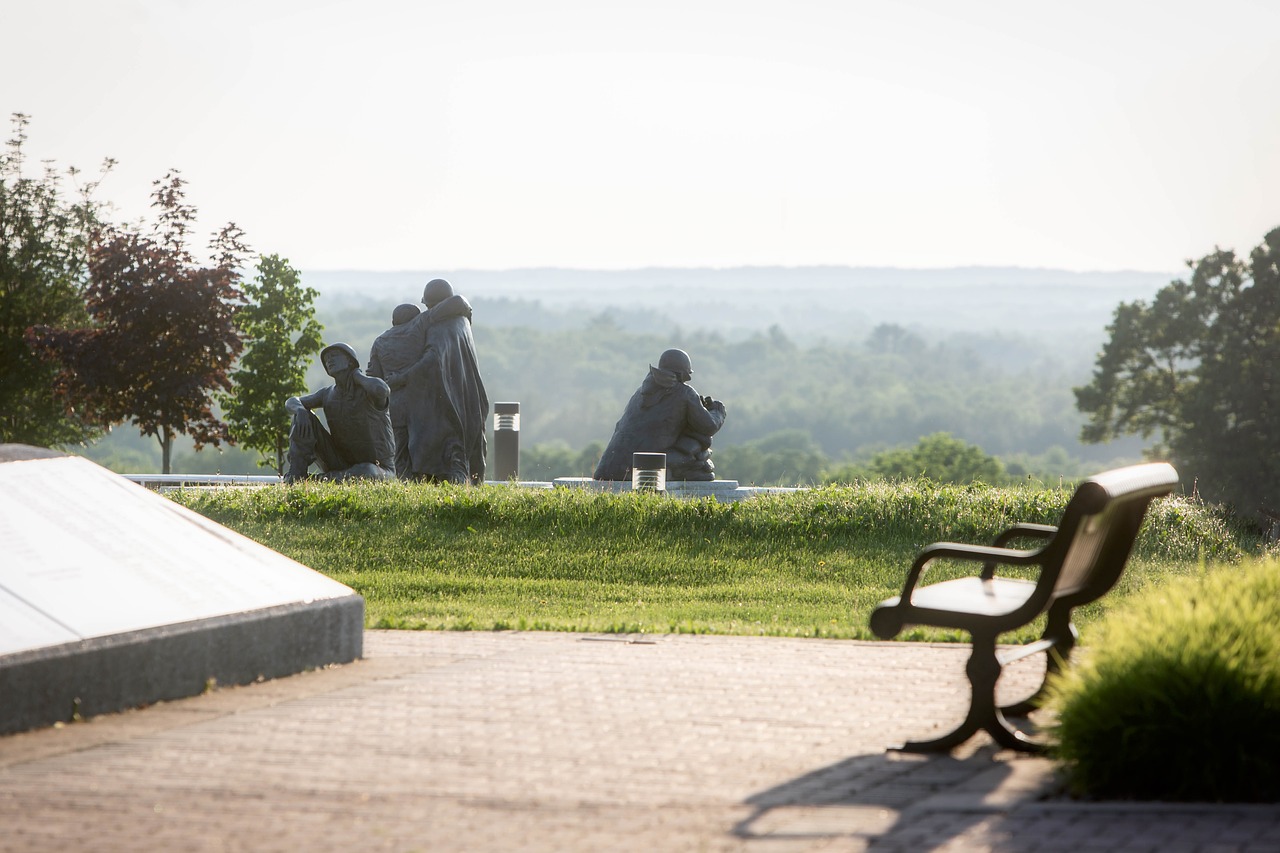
left=866, top=322, right=925, bottom=355
left=219, top=254, right=323, bottom=474
left=28, top=172, right=249, bottom=473
left=0, top=113, right=112, bottom=446
left=1075, top=227, right=1280, bottom=517
left=851, top=432, right=1007, bottom=484
left=715, top=429, right=828, bottom=485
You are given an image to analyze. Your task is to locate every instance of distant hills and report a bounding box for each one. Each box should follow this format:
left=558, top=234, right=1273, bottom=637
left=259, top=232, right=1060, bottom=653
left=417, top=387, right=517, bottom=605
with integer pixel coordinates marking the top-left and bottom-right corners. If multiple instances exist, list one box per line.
left=304, top=266, right=1177, bottom=349
left=82, top=265, right=1178, bottom=474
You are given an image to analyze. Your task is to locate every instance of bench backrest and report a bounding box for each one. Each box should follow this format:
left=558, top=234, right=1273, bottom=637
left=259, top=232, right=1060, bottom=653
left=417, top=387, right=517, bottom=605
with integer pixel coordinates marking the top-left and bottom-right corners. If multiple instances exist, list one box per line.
left=1041, top=462, right=1179, bottom=609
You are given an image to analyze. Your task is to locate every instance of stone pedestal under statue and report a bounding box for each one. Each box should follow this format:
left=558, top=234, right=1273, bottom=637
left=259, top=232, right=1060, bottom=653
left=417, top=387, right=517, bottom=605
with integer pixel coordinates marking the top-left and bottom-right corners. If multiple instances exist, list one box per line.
left=554, top=476, right=770, bottom=502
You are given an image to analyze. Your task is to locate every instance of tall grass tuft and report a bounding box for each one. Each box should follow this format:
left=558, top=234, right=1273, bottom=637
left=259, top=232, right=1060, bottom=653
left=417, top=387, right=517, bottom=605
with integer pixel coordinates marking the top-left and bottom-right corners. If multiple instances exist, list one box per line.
left=1046, top=559, right=1280, bottom=802
left=173, top=479, right=1264, bottom=639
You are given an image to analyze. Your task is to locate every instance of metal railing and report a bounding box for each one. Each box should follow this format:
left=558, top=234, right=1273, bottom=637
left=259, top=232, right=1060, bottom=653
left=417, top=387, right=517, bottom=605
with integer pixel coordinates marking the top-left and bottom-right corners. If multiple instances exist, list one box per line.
left=123, top=473, right=282, bottom=490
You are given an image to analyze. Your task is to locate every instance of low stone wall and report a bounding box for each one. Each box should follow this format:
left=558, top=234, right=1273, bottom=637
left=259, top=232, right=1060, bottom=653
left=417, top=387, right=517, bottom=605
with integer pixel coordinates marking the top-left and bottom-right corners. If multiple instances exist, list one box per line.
left=551, top=477, right=802, bottom=503
left=121, top=473, right=803, bottom=503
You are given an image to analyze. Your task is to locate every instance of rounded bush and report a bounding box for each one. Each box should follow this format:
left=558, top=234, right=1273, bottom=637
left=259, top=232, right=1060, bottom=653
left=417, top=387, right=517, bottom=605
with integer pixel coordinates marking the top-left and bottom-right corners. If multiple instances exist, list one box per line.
left=1047, top=560, right=1280, bottom=802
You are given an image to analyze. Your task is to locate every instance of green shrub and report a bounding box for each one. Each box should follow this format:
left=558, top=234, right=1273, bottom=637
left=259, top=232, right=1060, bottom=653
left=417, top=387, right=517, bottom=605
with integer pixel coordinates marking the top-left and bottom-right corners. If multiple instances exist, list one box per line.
left=1046, top=559, right=1280, bottom=802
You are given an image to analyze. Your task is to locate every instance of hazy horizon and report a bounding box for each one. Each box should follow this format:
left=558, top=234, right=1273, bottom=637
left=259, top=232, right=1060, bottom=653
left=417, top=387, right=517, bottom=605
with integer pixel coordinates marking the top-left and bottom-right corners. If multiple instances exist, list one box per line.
left=298, top=261, right=1183, bottom=276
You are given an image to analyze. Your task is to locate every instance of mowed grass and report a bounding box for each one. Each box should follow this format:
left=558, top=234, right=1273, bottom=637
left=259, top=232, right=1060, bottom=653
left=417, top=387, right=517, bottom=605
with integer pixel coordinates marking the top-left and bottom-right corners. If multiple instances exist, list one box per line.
left=173, top=479, right=1262, bottom=641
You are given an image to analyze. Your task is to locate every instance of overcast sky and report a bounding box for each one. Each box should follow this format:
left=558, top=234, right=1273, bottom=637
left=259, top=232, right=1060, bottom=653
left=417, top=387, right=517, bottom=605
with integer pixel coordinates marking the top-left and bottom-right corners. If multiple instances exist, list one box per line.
left=5, top=0, right=1277, bottom=273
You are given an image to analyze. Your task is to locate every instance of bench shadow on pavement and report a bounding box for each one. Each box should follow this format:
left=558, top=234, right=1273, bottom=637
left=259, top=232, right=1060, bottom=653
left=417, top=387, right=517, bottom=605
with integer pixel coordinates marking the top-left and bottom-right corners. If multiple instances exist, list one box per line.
left=734, top=744, right=1021, bottom=848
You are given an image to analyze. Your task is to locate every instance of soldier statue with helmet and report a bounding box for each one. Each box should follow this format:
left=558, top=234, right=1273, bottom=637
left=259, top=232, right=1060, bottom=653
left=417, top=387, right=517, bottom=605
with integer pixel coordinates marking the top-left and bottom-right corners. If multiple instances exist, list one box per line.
left=284, top=342, right=396, bottom=483
left=593, top=348, right=727, bottom=482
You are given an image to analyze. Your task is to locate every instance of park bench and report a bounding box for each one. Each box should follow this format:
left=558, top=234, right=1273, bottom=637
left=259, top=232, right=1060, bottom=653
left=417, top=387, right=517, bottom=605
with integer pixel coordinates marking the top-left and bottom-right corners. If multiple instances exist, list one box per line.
left=869, top=461, right=1179, bottom=753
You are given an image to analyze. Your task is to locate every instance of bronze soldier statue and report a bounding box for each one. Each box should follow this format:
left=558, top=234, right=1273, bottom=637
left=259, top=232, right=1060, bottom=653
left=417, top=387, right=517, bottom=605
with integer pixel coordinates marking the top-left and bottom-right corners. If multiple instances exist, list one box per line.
left=284, top=343, right=396, bottom=483
left=594, top=348, right=726, bottom=482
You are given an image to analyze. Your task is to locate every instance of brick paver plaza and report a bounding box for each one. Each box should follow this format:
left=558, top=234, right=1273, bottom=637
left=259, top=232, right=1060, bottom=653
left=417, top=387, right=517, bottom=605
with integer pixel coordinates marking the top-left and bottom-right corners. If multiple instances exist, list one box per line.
left=2, top=631, right=1277, bottom=851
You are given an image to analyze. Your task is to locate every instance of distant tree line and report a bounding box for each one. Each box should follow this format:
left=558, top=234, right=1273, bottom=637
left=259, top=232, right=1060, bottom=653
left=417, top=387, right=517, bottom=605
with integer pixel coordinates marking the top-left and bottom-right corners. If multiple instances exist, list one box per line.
left=516, top=429, right=1092, bottom=488
left=462, top=316, right=1131, bottom=485
left=459, top=232, right=1280, bottom=509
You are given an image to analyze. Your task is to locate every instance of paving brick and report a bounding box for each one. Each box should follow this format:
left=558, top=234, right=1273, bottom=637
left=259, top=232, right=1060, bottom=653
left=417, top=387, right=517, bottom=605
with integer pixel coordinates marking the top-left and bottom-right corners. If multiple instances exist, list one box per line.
left=0, top=631, right=1275, bottom=852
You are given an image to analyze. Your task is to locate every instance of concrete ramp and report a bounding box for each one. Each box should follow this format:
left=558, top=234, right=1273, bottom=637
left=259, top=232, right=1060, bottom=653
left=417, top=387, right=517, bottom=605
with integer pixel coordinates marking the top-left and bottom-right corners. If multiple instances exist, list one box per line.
left=0, top=445, right=363, bottom=735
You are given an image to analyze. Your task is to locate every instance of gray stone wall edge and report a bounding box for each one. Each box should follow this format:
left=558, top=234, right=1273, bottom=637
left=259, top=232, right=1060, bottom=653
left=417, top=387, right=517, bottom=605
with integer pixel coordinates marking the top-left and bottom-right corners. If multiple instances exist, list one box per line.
left=0, top=595, right=364, bottom=736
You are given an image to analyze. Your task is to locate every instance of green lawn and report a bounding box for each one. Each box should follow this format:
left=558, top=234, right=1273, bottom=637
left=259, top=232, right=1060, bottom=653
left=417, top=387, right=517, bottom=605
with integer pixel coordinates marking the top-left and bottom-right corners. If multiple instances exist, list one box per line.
left=173, top=479, right=1262, bottom=641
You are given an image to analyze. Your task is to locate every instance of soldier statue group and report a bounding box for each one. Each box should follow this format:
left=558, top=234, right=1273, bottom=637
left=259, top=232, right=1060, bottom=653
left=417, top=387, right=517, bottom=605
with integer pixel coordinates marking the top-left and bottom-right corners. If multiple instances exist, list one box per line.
left=284, top=278, right=726, bottom=485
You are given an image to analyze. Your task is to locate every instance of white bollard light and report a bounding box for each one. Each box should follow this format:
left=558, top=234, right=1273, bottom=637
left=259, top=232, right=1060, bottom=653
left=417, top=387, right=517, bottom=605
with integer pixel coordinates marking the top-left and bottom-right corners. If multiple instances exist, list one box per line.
left=631, top=452, right=666, bottom=493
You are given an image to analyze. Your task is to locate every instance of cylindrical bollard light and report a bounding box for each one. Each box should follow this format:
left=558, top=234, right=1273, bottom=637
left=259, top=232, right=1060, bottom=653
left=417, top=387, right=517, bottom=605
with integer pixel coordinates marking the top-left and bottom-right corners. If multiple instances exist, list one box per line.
left=493, top=402, right=520, bottom=482
left=631, top=452, right=666, bottom=493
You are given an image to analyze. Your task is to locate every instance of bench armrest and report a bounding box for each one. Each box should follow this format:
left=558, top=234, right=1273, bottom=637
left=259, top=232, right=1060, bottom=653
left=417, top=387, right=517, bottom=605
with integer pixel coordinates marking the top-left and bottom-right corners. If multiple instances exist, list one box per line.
left=983, top=524, right=1057, bottom=578
left=898, top=541, right=1041, bottom=601
left=991, top=523, right=1057, bottom=548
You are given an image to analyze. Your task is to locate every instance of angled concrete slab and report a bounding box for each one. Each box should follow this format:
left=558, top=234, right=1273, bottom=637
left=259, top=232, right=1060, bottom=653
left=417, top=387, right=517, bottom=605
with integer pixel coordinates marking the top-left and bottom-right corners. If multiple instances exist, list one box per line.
left=0, top=445, right=363, bottom=735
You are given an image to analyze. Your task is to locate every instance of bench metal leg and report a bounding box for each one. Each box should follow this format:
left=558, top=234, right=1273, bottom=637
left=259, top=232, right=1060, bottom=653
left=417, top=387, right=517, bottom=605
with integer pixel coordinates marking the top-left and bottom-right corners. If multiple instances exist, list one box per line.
left=1001, top=613, right=1078, bottom=718
left=893, top=634, right=1045, bottom=754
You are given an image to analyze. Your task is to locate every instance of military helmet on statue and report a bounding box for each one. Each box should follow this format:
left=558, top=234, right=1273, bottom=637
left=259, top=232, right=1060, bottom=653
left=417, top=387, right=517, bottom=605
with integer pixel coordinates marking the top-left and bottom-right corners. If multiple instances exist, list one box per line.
left=658, top=348, right=693, bottom=380
left=422, top=278, right=454, bottom=309
left=392, top=303, right=420, bottom=326
left=319, top=342, right=360, bottom=375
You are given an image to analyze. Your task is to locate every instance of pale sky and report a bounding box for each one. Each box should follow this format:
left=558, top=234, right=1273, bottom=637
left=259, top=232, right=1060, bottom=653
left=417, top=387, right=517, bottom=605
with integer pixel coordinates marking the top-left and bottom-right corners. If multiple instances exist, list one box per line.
left=5, top=0, right=1278, bottom=273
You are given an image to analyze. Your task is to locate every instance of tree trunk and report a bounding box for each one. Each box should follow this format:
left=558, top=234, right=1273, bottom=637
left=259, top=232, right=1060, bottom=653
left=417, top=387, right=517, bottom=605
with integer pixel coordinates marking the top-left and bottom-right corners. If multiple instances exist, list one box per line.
left=161, top=427, right=173, bottom=475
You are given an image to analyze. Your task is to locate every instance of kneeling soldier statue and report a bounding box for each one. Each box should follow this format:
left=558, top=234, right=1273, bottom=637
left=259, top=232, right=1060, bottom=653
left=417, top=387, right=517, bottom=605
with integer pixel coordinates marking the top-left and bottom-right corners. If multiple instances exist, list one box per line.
left=593, top=348, right=727, bottom=482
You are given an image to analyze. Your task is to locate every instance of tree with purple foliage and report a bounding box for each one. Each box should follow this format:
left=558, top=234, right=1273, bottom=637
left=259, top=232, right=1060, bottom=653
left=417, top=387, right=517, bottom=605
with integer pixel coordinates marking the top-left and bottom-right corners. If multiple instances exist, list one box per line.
left=28, top=171, right=249, bottom=473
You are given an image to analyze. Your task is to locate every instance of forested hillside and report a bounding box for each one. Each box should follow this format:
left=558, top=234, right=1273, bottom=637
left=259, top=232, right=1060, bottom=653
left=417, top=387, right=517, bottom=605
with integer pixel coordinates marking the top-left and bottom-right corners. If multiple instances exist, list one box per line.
left=81, top=266, right=1163, bottom=479
left=312, top=299, right=1143, bottom=477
